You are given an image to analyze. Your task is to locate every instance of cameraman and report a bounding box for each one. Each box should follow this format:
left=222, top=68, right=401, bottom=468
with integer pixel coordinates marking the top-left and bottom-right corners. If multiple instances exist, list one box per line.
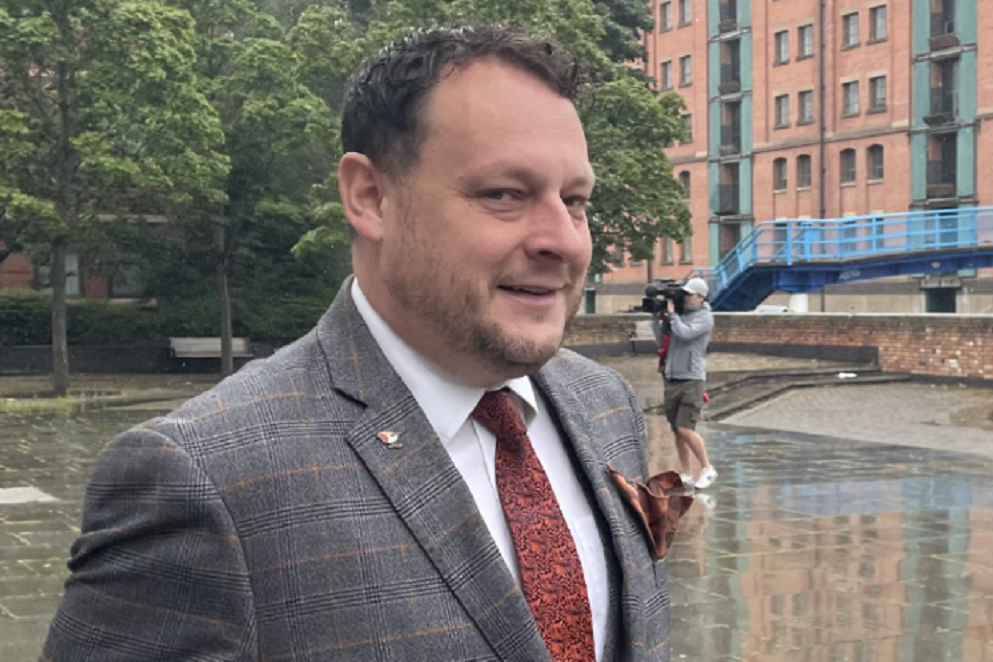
left=651, top=277, right=718, bottom=489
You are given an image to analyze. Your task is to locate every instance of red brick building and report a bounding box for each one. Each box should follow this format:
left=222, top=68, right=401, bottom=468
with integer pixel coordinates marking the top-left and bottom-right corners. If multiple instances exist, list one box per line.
left=596, top=0, right=993, bottom=315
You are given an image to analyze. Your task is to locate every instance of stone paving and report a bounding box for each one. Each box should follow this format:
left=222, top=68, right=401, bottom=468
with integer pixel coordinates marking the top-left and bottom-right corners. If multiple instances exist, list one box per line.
left=1, top=358, right=992, bottom=660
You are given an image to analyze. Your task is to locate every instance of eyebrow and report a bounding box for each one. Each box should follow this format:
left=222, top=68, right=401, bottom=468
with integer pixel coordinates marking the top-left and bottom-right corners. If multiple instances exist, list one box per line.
left=461, top=164, right=596, bottom=191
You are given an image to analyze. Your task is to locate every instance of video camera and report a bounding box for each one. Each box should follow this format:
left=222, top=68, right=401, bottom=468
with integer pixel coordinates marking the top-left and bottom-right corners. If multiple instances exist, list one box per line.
left=642, top=278, right=686, bottom=315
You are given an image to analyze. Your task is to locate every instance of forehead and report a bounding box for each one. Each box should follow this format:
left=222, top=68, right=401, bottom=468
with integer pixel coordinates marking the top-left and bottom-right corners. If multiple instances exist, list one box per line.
left=417, top=60, right=591, bottom=173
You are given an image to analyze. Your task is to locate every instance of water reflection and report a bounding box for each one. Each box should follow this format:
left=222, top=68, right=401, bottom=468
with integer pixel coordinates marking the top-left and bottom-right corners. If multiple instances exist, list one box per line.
left=2, top=408, right=992, bottom=660
left=652, top=417, right=993, bottom=661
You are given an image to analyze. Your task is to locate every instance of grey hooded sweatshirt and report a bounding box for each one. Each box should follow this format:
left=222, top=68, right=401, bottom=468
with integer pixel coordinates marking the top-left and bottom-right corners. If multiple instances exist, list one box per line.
left=652, top=303, right=714, bottom=381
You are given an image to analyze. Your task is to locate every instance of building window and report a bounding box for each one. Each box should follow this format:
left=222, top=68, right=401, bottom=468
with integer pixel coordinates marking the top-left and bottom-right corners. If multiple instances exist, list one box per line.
left=841, top=148, right=857, bottom=183
left=869, top=5, right=887, bottom=42
left=842, top=80, right=859, bottom=116
left=661, top=60, right=673, bottom=90
left=869, top=75, right=887, bottom=111
left=774, top=30, right=789, bottom=64
left=661, top=238, right=674, bottom=265
left=37, top=253, right=82, bottom=297
left=773, top=157, right=788, bottom=191
left=798, top=24, right=814, bottom=58
left=678, top=0, right=692, bottom=26
left=775, top=94, right=790, bottom=128
left=681, top=114, right=693, bottom=142
left=679, top=171, right=691, bottom=199
left=867, top=144, right=885, bottom=180
left=679, top=55, right=692, bottom=86
left=842, top=12, right=859, bottom=48
left=797, top=154, right=812, bottom=188
left=660, top=2, right=672, bottom=31
left=679, top=237, right=693, bottom=264
left=798, top=90, right=814, bottom=124
left=111, top=258, right=146, bottom=298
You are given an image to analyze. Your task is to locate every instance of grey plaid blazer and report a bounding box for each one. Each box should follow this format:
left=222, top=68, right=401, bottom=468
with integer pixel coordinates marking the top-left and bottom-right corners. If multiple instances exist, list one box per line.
left=42, top=280, right=671, bottom=661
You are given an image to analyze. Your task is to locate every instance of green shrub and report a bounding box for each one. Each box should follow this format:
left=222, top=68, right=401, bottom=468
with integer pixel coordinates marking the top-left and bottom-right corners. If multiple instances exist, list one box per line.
left=0, top=289, right=332, bottom=347
left=0, top=290, right=52, bottom=345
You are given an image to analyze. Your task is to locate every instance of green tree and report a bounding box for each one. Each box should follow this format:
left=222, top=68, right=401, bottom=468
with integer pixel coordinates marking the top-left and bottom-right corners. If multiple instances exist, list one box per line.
left=0, top=0, right=228, bottom=394
left=160, top=0, right=339, bottom=375
left=281, top=0, right=689, bottom=276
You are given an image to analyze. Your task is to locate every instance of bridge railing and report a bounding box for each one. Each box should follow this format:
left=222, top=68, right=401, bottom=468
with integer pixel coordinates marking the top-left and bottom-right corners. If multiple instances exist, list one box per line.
left=697, top=206, right=993, bottom=300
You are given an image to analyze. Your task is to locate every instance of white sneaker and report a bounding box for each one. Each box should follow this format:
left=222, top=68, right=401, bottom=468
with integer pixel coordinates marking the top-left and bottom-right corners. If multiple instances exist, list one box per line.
left=695, top=466, right=718, bottom=490
left=679, top=473, right=695, bottom=489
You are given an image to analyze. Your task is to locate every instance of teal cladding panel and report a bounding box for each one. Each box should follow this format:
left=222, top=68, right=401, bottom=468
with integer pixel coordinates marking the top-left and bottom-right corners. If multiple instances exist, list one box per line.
left=960, top=0, right=978, bottom=44
left=708, top=218, right=721, bottom=267
left=911, top=132, right=927, bottom=202
left=743, top=95, right=754, bottom=153
left=912, top=0, right=930, bottom=55
left=741, top=33, right=753, bottom=90
left=707, top=0, right=719, bottom=35
left=959, top=51, right=977, bottom=121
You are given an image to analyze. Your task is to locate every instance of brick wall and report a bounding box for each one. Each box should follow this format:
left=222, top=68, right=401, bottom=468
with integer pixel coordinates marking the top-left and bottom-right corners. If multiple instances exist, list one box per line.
left=712, top=313, right=993, bottom=381
left=565, top=313, right=993, bottom=381
left=566, top=314, right=637, bottom=346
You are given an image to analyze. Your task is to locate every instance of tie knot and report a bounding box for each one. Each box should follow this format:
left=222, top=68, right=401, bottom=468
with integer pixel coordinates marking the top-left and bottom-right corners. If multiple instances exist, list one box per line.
left=472, top=389, right=527, bottom=439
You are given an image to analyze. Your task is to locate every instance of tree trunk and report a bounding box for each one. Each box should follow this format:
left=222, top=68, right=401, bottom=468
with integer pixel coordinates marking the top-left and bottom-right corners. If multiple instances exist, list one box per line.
left=215, top=225, right=234, bottom=377
left=52, top=6, right=74, bottom=397
left=51, top=239, right=69, bottom=396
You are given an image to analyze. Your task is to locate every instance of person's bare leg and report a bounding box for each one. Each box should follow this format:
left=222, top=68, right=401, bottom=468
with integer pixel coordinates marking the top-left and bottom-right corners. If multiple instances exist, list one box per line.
left=676, top=427, right=711, bottom=470
left=674, top=431, right=694, bottom=476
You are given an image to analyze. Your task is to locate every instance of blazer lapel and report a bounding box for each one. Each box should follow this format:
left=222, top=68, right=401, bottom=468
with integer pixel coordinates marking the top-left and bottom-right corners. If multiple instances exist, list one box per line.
left=315, top=280, right=549, bottom=662
left=533, top=364, right=650, bottom=658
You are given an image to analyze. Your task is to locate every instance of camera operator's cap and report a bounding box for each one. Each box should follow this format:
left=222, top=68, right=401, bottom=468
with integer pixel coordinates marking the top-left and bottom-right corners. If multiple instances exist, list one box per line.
left=682, top=277, right=709, bottom=298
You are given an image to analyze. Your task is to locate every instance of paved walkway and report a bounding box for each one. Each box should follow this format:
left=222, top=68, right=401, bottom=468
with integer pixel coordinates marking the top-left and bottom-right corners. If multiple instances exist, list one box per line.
left=1, top=357, right=991, bottom=660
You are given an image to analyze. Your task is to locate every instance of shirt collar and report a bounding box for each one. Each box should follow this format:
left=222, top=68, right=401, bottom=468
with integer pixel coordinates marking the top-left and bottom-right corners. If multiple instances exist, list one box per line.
left=350, top=279, right=538, bottom=442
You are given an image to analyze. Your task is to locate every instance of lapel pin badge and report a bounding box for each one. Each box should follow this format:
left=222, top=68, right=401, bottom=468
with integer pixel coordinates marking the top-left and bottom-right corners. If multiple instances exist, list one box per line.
left=377, top=431, right=402, bottom=449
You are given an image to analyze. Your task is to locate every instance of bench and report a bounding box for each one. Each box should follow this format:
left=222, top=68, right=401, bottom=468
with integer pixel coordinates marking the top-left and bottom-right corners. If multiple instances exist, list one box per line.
left=169, top=337, right=254, bottom=359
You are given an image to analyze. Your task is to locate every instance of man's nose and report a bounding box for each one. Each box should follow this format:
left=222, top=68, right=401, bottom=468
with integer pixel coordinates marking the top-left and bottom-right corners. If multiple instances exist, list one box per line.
left=524, top=197, right=591, bottom=264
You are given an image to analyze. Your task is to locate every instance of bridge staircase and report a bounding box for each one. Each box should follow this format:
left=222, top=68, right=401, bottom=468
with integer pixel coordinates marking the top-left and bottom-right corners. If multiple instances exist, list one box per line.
left=689, top=206, right=993, bottom=311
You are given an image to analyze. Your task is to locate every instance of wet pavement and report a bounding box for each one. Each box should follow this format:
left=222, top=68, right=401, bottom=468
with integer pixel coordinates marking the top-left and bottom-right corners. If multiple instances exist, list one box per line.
left=1, top=363, right=993, bottom=660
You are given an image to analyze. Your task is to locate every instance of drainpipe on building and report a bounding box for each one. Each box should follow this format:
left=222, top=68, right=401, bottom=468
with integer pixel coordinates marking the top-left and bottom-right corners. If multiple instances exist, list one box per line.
left=818, top=0, right=827, bottom=221
left=815, top=0, right=828, bottom=311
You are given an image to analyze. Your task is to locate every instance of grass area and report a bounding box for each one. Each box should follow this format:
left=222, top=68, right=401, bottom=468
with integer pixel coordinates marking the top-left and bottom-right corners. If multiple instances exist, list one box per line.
left=0, top=374, right=217, bottom=412
left=0, top=396, right=87, bottom=413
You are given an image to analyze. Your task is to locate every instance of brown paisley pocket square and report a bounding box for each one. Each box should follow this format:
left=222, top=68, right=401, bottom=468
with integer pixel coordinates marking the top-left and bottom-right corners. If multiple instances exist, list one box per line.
left=607, top=466, right=695, bottom=561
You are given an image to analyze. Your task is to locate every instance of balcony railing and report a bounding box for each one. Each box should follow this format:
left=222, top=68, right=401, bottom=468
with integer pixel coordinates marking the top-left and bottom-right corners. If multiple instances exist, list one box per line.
left=930, top=10, right=958, bottom=49
left=930, top=11, right=956, bottom=37
left=718, top=184, right=740, bottom=215
left=719, top=63, right=741, bottom=94
left=930, top=87, right=959, bottom=117
left=719, top=1, right=737, bottom=32
left=927, top=159, right=956, bottom=186
left=927, top=158, right=957, bottom=198
left=720, top=124, right=741, bottom=155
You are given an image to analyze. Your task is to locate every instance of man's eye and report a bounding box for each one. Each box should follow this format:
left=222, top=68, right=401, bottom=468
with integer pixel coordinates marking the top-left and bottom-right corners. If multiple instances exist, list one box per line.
left=482, top=190, right=517, bottom=201
left=564, top=197, right=590, bottom=213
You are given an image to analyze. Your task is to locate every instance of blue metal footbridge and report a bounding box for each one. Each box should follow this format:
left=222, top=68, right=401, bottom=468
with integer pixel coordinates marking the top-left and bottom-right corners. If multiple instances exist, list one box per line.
left=692, top=206, right=993, bottom=311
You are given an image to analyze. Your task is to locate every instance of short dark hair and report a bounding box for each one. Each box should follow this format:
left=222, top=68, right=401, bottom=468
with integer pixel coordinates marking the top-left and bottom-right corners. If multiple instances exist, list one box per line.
left=340, top=25, right=590, bottom=180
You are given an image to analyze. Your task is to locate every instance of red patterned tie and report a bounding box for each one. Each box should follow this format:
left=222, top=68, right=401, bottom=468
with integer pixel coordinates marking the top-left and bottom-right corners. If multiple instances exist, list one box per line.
left=472, top=389, right=595, bottom=662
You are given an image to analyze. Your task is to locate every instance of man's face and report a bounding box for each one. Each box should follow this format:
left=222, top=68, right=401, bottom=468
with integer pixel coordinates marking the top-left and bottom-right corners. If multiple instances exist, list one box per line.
left=683, top=293, right=704, bottom=310
left=372, top=60, right=594, bottom=386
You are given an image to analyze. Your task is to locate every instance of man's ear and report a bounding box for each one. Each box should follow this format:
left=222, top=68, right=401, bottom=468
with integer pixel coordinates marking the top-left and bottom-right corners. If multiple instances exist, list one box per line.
left=338, top=153, right=390, bottom=242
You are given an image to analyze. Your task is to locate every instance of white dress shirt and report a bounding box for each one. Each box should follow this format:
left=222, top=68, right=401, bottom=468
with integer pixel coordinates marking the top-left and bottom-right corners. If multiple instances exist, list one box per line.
left=351, top=279, right=609, bottom=659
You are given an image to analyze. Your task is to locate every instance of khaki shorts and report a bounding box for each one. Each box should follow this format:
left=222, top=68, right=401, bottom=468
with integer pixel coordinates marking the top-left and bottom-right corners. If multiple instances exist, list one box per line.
left=664, top=379, right=705, bottom=432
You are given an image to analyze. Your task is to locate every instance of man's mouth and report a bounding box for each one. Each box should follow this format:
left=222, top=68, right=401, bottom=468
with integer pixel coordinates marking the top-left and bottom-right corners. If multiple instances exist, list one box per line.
left=499, top=285, right=557, bottom=296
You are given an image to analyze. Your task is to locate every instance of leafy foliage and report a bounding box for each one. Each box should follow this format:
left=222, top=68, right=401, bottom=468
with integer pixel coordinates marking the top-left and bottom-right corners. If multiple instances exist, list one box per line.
left=276, top=0, right=689, bottom=274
